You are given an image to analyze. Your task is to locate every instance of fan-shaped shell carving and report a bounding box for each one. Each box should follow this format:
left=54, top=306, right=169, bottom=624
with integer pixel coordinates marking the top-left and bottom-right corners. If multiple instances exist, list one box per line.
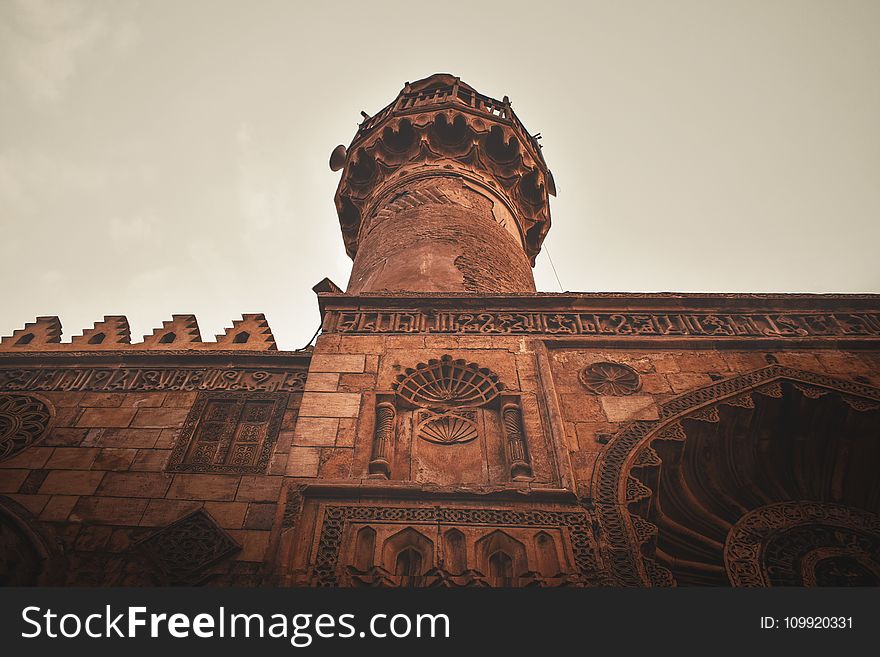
left=394, top=355, right=503, bottom=408
left=417, top=412, right=479, bottom=444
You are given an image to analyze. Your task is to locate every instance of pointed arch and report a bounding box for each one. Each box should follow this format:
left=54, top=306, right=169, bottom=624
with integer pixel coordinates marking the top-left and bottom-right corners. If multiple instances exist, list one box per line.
left=475, top=530, right=527, bottom=586
left=353, top=526, right=376, bottom=571
left=381, top=527, right=434, bottom=586
left=534, top=531, right=561, bottom=577
left=443, top=528, right=467, bottom=574
left=593, top=365, right=880, bottom=587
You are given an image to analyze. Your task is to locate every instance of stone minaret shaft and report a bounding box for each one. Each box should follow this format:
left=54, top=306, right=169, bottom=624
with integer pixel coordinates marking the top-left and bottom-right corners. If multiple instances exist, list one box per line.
left=331, top=74, right=555, bottom=294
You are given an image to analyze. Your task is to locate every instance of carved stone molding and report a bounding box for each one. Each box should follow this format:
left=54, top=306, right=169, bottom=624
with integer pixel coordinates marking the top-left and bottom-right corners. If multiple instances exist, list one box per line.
left=324, top=309, right=880, bottom=338
left=0, top=393, right=53, bottom=462
left=311, top=505, right=601, bottom=587
left=592, top=365, right=880, bottom=587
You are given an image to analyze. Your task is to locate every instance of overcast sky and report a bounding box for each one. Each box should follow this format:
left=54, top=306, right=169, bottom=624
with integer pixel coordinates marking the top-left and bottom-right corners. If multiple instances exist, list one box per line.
left=1, top=0, right=878, bottom=349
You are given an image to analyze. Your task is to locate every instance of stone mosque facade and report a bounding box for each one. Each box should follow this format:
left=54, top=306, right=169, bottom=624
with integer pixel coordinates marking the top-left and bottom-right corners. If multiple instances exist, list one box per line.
left=1, top=74, right=879, bottom=587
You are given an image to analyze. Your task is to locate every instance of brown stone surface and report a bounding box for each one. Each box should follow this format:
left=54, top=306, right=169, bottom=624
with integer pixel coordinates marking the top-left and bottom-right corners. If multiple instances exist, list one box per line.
left=139, top=499, right=201, bottom=526
left=293, top=417, right=339, bottom=447
left=1, top=74, right=879, bottom=590
left=39, top=470, right=105, bottom=495
left=166, top=474, right=240, bottom=501
left=286, top=447, right=320, bottom=477
left=39, top=495, right=79, bottom=522
left=203, top=501, right=249, bottom=529
left=45, top=447, right=100, bottom=470
left=236, top=476, right=283, bottom=502
left=130, top=407, right=189, bottom=429
left=70, top=496, right=148, bottom=525
left=299, top=392, right=361, bottom=418
left=76, top=407, right=137, bottom=428
left=309, top=354, right=365, bottom=373
left=97, top=472, right=171, bottom=498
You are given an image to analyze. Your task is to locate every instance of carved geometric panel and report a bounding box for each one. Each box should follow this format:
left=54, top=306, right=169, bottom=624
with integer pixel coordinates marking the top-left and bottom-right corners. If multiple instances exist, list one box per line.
left=311, top=505, right=602, bottom=587
left=168, top=391, right=287, bottom=474
left=0, top=393, right=52, bottom=462
left=135, top=509, right=239, bottom=584
left=578, top=362, right=641, bottom=395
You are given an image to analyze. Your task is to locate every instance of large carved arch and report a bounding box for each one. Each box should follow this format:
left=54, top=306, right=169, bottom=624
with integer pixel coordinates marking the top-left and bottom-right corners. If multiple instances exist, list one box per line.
left=592, top=365, right=880, bottom=587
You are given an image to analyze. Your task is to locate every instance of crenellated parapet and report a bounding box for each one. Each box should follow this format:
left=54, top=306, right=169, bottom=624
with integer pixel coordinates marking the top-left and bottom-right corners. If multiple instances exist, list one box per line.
left=214, top=313, right=277, bottom=351
left=0, top=316, right=62, bottom=348
left=0, top=313, right=279, bottom=351
left=70, top=315, right=131, bottom=347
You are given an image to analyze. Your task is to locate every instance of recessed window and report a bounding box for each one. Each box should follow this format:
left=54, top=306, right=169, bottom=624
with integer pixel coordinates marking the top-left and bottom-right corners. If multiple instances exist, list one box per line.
left=168, top=392, right=288, bottom=474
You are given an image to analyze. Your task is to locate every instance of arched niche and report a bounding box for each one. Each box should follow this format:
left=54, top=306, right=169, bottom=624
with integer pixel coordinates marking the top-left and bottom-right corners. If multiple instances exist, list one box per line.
left=593, top=365, right=880, bottom=587
left=353, top=526, right=376, bottom=572
left=475, top=530, right=528, bottom=586
left=443, top=528, right=467, bottom=575
left=381, top=527, right=434, bottom=586
left=534, top=531, right=562, bottom=577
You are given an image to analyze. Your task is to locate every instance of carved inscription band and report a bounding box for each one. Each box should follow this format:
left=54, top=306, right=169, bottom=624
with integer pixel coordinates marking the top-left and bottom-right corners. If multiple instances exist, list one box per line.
left=0, top=368, right=307, bottom=393
left=325, top=311, right=880, bottom=338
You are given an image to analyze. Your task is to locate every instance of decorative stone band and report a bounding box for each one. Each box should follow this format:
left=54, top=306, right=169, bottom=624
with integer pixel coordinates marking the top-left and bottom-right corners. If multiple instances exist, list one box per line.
left=0, top=367, right=307, bottom=393
left=323, top=310, right=880, bottom=338
left=311, top=504, right=602, bottom=587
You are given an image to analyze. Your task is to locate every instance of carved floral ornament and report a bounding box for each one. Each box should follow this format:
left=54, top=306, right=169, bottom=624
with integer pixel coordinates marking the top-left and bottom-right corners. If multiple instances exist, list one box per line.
left=579, top=362, right=641, bottom=396
left=0, top=393, right=53, bottom=461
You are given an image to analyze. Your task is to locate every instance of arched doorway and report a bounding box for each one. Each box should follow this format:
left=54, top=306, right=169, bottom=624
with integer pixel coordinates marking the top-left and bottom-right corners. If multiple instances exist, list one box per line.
left=594, top=365, right=880, bottom=586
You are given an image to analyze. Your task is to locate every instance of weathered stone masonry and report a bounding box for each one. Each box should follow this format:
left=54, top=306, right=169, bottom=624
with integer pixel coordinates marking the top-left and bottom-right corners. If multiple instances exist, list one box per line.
left=1, top=74, right=879, bottom=587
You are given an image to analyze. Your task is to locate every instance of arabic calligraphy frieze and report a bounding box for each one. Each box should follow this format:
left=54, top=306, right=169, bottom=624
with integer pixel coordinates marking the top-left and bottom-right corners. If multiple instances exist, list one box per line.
left=325, top=310, right=880, bottom=338
left=0, top=367, right=307, bottom=393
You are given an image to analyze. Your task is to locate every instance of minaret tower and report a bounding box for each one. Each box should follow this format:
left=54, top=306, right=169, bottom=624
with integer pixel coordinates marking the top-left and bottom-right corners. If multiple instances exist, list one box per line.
left=330, top=73, right=555, bottom=293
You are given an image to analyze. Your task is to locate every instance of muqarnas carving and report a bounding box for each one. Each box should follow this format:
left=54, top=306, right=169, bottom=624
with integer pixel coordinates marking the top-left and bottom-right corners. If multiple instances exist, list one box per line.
left=0, top=393, right=53, bottom=462
left=593, top=365, right=880, bottom=587
left=367, top=355, right=533, bottom=481
left=168, top=391, right=287, bottom=474
left=135, top=509, right=239, bottom=584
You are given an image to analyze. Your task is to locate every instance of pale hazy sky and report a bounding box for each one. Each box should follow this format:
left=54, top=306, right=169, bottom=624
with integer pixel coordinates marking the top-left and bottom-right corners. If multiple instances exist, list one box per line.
left=1, top=0, right=878, bottom=349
